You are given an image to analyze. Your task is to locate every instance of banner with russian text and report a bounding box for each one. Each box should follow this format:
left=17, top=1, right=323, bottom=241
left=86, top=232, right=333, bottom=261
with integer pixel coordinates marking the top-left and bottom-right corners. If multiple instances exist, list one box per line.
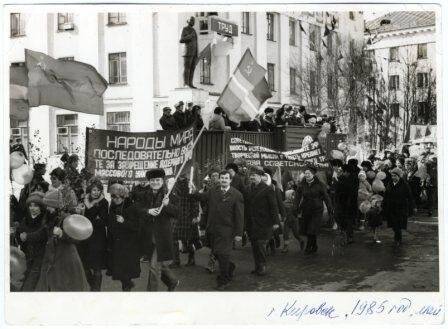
left=228, top=137, right=329, bottom=169
left=85, top=126, right=194, bottom=188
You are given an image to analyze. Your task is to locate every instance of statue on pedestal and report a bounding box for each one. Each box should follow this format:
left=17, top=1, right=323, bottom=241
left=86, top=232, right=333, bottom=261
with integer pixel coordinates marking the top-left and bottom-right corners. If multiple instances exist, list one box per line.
left=180, top=16, right=198, bottom=89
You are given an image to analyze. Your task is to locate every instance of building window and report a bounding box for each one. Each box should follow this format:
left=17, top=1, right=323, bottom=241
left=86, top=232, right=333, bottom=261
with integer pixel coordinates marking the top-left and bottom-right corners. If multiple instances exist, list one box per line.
left=56, top=114, right=78, bottom=154
left=242, top=12, right=250, bottom=34
left=309, top=24, right=319, bottom=52
left=11, top=62, right=25, bottom=67
left=57, top=13, right=74, bottom=31
left=390, top=103, right=400, bottom=118
left=10, top=13, right=25, bottom=37
left=108, top=13, right=126, bottom=25
left=417, top=102, right=429, bottom=124
left=389, top=75, right=399, bottom=90
left=196, top=12, right=218, bottom=34
left=389, top=47, right=399, bottom=61
left=290, top=67, right=297, bottom=95
left=417, top=72, right=429, bottom=88
left=267, top=63, right=275, bottom=91
left=107, top=111, right=130, bottom=132
left=349, top=11, right=355, bottom=20
left=10, top=120, right=29, bottom=155
left=310, top=70, right=317, bottom=96
left=417, top=43, right=427, bottom=59
left=109, top=52, right=127, bottom=85
left=266, top=13, right=274, bottom=41
left=289, top=19, right=296, bottom=46
left=200, top=58, right=211, bottom=84
left=58, top=56, right=74, bottom=61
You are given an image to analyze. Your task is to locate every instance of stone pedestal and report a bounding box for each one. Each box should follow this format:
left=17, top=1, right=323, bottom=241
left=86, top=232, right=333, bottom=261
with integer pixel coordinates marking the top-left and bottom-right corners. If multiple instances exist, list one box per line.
left=168, top=87, right=209, bottom=108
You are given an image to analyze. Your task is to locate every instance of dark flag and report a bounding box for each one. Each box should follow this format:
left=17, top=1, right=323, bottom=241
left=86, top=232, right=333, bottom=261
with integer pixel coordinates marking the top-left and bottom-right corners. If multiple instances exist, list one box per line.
left=331, top=16, right=337, bottom=30
left=324, top=25, right=330, bottom=37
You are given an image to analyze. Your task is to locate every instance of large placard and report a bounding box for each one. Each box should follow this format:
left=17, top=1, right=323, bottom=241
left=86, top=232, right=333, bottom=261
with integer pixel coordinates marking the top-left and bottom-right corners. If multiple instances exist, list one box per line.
left=85, top=126, right=194, bottom=187
left=228, top=137, right=328, bottom=169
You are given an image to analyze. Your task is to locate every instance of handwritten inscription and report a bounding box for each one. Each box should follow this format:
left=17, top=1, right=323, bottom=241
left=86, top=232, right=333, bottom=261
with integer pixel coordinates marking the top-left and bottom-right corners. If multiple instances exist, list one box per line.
left=266, top=298, right=443, bottom=322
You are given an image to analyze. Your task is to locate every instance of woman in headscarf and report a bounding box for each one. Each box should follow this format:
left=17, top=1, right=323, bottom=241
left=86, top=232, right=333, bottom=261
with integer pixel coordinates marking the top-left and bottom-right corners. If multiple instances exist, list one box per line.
left=295, top=165, right=333, bottom=254
left=107, top=183, right=140, bottom=291
left=35, top=189, right=89, bottom=291
left=77, top=178, right=108, bottom=291
left=49, top=168, right=79, bottom=218
left=16, top=191, right=48, bottom=291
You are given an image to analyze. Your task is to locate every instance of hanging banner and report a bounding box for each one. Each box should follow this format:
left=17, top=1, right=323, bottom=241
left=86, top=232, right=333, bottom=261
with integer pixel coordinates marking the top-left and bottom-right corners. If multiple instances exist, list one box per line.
left=228, top=137, right=329, bottom=169
left=85, top=126, right=194, bottom=187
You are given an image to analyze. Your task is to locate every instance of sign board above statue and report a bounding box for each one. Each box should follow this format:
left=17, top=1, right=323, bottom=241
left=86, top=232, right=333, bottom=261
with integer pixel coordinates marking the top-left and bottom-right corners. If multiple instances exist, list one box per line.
left=210, top=16, right=238, bottom=37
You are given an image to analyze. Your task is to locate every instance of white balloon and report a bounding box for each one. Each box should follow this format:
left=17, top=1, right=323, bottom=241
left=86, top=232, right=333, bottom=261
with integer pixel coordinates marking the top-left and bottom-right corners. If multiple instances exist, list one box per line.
left=10, top=151, right=25, bottom=170
left=12, top=164, right=33, bottom=185
left=63, top=214, right=93, bottom=241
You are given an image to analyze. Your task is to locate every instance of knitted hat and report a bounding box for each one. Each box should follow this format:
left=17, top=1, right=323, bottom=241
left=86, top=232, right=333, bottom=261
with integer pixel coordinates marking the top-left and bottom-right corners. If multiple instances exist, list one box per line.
left=109, top=183, right=129, bottom=198
left=390, top=167, right=404, bottom=178
left=358, top=170, right=367, bottom=179
left=26, top=191, right=45, bottom=206
left=146, top=168, right=166, bottom=180
left=225, top=163, right=239, bottom=173
left=43, top=189, right=62, bottom=209
left=248, top=165, right=264, bottom=176
left=50, top=167, right=66, bottom=182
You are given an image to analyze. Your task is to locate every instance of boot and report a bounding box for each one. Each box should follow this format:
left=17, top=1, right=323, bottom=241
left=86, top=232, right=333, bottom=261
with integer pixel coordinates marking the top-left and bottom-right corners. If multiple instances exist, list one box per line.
left=256, top=264, right=267, bottom=276
left=91, top=271, right=102, bottom=291
left=161, top=269, right=179, bottom=291
left=186, top=251, right=195, bottom=266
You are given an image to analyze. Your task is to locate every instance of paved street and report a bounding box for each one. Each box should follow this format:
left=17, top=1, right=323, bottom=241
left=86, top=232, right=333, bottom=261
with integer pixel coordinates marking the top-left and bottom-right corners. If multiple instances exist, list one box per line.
left=102, top=214, right=438, bottom=292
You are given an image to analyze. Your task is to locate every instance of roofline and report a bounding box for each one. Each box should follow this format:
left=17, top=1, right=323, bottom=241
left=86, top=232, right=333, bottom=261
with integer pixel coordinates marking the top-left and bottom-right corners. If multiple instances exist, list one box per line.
left=364, top=24, right=435, bottom=37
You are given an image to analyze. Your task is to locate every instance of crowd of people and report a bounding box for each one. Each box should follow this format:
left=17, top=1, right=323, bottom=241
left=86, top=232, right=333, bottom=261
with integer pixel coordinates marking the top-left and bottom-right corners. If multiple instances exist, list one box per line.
left=160, top=102, right=338, bottom=132
left=10, top=137, right=437, bottom=291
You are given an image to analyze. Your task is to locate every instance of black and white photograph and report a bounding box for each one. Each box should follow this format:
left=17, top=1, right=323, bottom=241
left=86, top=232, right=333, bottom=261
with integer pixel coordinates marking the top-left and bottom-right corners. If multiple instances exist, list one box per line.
left=3, top=1, right=445, bottom=326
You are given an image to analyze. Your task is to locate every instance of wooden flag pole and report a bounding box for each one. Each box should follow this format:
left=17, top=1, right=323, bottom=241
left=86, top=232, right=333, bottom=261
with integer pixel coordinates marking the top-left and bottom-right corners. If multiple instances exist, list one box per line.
left=158, top=124, right=206, bottom=212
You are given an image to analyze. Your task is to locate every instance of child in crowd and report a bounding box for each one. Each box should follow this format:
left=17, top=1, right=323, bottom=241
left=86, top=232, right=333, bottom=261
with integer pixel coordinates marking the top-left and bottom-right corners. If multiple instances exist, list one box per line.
left=282, top=187, right=304, bottom=253
left=367, top=199, right=383, bottom=244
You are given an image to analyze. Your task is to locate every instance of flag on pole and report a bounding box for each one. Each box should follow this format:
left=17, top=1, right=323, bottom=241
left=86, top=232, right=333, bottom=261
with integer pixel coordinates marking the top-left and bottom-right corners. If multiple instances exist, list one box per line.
left=25, top=49, right=108, bottom=115
left=324, top=25, right=330, bottom=37
left=217, top=49, right=272, bottom=124
left=10, top=65, right=29, bottom=121
left=299, top=21, right=306, bottom=34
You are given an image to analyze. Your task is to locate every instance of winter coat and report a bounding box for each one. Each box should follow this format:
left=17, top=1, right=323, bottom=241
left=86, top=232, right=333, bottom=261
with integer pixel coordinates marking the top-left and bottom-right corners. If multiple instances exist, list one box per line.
left=138, top=187, right=178, bottom=262
left=230, top=174, right=246, bottom=195
left=260, top=116, right=276, bottom=132
left=335, top=174, right=358, bottom=220
left=65, top=167, right=84, bottom=201
left=405, top=170, right=422, bottom=205
left=108, top=199, right=141, bottom=281
left=295, top=177, right=332, bottom=235
left=383, top=179, right=415, bottom=230
left=245, top=182, right=279, bottom=240
left=160, top=114, right=178, bottom=131
left=173, top=110, right=186, bottom=129
left=35, top=211, right=89, bottom=291
left=16, top=212, right=48, bottom=291
left=77, top=197, right=108, bottom=271
left=171, top=180, right=200, bottom=243
left=192, top=186, right=244, bottom=255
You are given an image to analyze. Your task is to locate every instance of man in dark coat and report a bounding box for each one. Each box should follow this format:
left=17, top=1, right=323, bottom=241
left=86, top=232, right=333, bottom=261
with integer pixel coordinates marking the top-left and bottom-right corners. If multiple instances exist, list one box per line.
left=159, top=107, right=178, bottom=131
left=137, top=169, right=180, bottom=291
left=259, top=107, right=276, bottom=132
left=180, top=16, right=198, bottom=88
left=173, top=101, right=186, bottom=129
left=190, top=170, right=244, bottom=290
left=334, top=164, right=358, bottom=244
left=225, top=163, right=246, bottom=195
left=383, top=167, right=415, bottom=248
left=245, top=166, right=279, bottom=275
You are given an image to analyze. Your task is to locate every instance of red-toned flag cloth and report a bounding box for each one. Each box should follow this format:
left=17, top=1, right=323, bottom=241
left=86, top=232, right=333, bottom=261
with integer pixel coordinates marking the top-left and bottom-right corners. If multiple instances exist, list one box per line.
left=10, top=65, right=29, bottom=121
left=217, top=49, right=272, bottom=124
left=25, top=49, right=108, bottom=115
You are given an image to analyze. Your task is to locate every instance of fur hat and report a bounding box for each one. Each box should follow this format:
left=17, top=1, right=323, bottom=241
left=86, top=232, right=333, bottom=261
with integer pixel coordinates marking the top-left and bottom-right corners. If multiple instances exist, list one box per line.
left=146, top=168, right=166, bottom=180
left=43, top=189, right=62, bottom=209
left=109, top=183, right=129, bottom=198
left=26, top=191, right=45, bottom=206
left=50, top=167, right=66, bottom=182
left=248, top=165, right=264, bottom=176
left=225, top=163, right=239, bottom=173
left=390, top=167, right=404, bottom=178
left=87, top=177, right=104, bottom=194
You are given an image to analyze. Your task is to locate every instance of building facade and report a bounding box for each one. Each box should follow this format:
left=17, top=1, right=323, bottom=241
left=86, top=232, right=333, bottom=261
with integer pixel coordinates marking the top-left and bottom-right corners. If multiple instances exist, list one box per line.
left=8, top=10, right=364, bottom=163
left=364, top=11, right=436, bottom=146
